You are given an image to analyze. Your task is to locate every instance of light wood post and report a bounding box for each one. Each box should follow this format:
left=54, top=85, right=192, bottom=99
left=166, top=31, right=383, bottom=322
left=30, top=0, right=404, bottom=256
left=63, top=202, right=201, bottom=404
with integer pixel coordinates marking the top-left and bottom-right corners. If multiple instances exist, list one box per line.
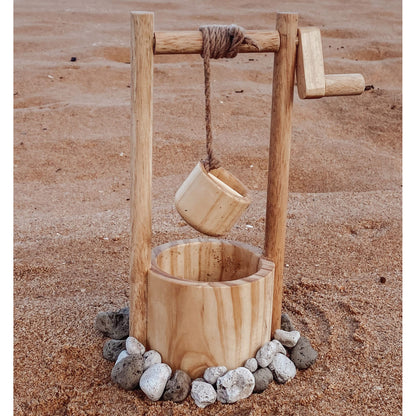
left=265, top=12, right=298, bottom=334
left=129, top=12, right=154, bottom=346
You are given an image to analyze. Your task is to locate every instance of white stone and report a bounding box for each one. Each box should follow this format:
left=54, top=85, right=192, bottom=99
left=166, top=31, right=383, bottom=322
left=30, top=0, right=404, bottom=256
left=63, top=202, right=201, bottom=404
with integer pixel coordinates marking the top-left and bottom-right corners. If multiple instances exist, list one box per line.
left=191, top=380, right=217, bottom=408
left=203, top=366, right=227, bottom=384
left=216, top=367, right=255, bottom=403
left=193, top=377, right=205, bottom=383
left=143, top=350, right=162, bottom=371
left=115, top=349, right=129, bottom=364
left=139, top=363, right=172, bottom=401
left=125, top=336, right=145, bottom=355
left=268, top=353, right=297, bottom=384
left=273, top=329, right=301, bottom=348
left=271, top=339, right=287, bottom=355
left=244, top=358, right=258, bottom=373
left=256, top=341, right=278, bottom=368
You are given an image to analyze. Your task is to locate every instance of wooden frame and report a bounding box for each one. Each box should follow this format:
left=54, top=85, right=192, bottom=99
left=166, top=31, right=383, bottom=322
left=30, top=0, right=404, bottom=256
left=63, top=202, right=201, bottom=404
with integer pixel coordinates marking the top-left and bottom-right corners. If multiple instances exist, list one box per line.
left=129, top=11, right=365, bottom=349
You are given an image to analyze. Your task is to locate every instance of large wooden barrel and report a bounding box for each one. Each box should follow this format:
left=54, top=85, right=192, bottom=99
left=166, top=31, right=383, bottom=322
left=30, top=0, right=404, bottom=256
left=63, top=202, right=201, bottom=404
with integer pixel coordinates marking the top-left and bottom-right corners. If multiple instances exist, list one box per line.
left=147, top=238, right=275, bottom=378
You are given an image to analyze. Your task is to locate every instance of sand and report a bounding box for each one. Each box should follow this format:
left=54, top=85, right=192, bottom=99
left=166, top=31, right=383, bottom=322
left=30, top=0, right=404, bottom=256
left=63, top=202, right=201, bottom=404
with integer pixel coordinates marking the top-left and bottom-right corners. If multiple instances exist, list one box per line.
left=14, top=0, right=402, bottom=414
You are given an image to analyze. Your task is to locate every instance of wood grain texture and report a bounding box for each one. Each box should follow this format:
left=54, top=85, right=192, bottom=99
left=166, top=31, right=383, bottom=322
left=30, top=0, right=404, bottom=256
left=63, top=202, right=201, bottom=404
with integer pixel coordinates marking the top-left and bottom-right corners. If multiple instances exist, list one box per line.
left=154, top=30, right=280, bottom=55
left=147, top=239, right=275, bottom=378
left=129, top=12, right=154, bottom=346
left=175, top=162, right=251, bottom=236
left=265, top=13, right=298, bottom=334
left=324, top=73, right=365, bottom=96
left=296, top=27, right=325, bottom=99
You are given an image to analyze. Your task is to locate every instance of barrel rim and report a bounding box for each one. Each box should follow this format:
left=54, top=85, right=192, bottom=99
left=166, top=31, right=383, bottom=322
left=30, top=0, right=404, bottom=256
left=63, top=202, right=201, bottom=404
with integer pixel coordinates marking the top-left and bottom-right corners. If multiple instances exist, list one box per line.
left=150, top=238, right=275, bottom=288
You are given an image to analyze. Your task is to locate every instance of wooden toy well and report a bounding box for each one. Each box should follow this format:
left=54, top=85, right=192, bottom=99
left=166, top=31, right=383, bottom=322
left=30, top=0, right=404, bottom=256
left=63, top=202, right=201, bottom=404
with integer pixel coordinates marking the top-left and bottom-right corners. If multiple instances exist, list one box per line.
left=129, top=11, right=364, bottom=378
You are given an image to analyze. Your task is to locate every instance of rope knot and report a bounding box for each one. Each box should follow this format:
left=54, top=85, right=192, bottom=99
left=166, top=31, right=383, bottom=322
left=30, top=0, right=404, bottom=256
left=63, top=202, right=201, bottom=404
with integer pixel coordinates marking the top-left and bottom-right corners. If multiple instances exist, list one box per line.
left=199, top=24, right=258, bottom=59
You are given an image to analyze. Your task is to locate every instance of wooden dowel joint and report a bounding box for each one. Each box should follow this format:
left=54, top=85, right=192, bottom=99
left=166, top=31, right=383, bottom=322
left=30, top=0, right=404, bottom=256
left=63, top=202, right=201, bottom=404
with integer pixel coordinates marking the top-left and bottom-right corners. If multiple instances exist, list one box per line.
left=129, top=12, right=154, bottom=346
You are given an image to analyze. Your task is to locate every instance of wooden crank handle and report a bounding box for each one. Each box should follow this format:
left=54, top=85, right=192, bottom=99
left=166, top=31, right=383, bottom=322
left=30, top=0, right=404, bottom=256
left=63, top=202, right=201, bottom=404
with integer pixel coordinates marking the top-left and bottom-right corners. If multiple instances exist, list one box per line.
left=324, top=73, right=365, bottom=97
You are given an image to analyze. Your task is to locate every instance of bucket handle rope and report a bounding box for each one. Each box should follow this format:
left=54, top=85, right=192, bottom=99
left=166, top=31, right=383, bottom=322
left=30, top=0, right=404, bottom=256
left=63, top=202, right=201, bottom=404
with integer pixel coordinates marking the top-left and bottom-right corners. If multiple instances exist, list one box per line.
left=199, top=24, right=258, bottom=171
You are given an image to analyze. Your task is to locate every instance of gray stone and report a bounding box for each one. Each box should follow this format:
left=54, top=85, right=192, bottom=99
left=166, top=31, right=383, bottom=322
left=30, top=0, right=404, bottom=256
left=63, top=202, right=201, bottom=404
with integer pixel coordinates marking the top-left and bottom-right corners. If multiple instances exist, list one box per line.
left=268, top=353, right=296, bottom=384
left=125, top=336, right=145, bottom=356
left=253, top=367, right=273, bottom=393
left=203, top=366, right=227, bottom=384
left=273, top=329, right=301, bottom=348
left=290, top=336, right=318, bottom=369
left=244, top=358, right=258, bottom=373
left=255, top=341, right=278, bottom=368
left=111, top=353, right=144, bottom=390
left=281, top=312, right=295, bottom=332
left=162, top=370, right=192, bottom=402
left=115, top=350, right=129, bottom=364
left=143, top=350, right=162, bottom=371
left=139, top=363, right=172, bottom=401
left=191, top=380, right=217, bottom=408
left=95, top=307, right=129, bottom=339
left=103, top=339, right=126, bottom=362
left=216, top=367, right=255, bottom=404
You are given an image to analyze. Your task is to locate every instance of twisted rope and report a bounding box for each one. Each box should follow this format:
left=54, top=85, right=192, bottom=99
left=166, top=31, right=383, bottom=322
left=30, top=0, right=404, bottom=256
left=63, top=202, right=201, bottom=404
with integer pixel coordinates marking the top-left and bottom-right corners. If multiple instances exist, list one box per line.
left=199, top=25, right=258, bottom=171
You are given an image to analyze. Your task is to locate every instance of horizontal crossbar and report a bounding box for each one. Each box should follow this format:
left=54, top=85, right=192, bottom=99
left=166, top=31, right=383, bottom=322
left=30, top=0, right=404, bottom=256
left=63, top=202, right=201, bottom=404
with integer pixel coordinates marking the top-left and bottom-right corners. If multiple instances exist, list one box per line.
left=153, top=30, right=281, bottom=55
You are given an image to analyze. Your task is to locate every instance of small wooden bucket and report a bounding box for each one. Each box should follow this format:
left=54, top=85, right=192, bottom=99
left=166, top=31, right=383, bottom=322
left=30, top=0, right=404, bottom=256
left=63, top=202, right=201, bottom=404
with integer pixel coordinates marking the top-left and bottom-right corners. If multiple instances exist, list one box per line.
left=147, top=238, right=275, bottom=378
left=175, top=162, right=251, bottom=236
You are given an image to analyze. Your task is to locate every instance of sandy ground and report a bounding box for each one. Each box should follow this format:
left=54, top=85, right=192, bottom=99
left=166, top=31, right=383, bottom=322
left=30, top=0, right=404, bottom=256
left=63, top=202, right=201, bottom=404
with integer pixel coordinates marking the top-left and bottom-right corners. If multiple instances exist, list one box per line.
left=14, top=0, right=402, bottom=414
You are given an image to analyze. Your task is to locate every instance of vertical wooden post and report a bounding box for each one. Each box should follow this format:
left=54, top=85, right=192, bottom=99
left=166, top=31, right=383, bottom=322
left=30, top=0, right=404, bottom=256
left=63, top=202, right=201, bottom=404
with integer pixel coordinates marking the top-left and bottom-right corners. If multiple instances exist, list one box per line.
left=265, top=12, right=298, bottom=334
left=129, top=12, right=154, bottom=345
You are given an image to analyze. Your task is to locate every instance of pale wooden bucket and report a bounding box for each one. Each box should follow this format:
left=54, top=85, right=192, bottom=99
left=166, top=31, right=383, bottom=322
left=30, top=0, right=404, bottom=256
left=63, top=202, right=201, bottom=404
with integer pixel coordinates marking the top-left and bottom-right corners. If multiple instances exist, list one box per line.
left=175, top=162, right=251, bottom=236
left=147, top=238, right=275, bottom=378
